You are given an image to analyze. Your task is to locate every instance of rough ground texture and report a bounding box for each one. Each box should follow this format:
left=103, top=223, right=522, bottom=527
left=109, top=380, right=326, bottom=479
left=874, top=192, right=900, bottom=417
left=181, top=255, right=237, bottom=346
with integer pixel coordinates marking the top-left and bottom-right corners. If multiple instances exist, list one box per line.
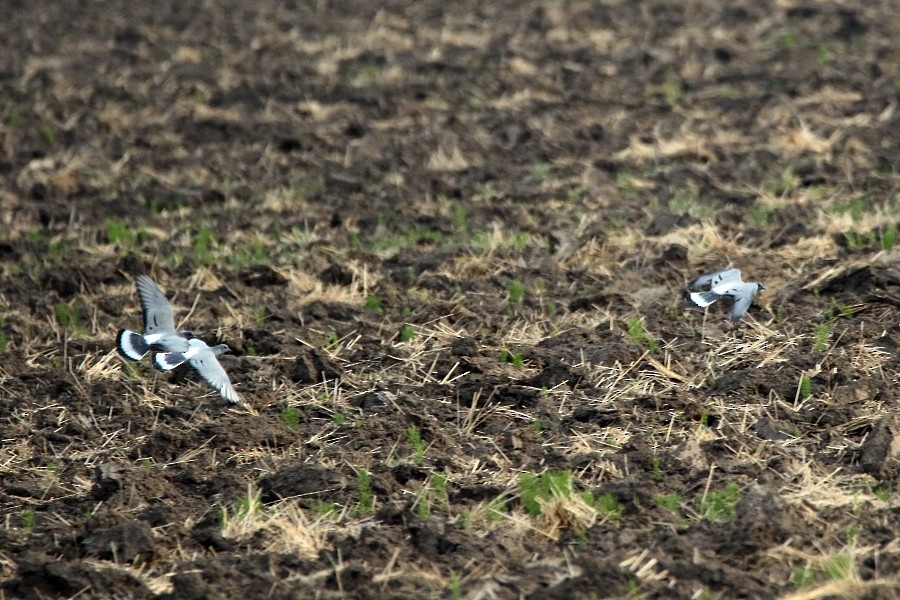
left=2, top=1, right=900, bottom=599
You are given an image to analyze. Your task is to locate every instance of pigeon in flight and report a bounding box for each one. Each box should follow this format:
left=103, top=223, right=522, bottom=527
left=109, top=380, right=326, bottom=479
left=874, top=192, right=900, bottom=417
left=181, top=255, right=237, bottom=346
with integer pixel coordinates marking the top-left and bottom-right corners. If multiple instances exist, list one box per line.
left=153, top=338, right=242, bottom=404
left=117, top=274, right=192, bottom=361
left=687, top=268, right=765, bottom=323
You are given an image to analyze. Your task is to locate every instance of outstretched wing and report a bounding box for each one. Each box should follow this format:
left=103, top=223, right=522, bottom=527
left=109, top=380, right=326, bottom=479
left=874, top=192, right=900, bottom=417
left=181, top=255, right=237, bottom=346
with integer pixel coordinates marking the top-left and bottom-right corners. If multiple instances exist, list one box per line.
left=690, top=268, right=742, bottom=289
left=153, top=351, right=187, bottom=371
left=134, top=275, right=177, bottom=335
left=189, top=348, right=241, bottom=404
left=729, top=283, right=758, bottom=322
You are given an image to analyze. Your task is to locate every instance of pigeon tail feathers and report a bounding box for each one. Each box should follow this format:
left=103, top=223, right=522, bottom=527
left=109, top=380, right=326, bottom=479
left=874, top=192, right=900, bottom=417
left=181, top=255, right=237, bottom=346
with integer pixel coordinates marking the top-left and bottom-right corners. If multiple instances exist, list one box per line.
left=689, top=291, right=721, bottom=308
left=117, top=329, right=150, bottom=361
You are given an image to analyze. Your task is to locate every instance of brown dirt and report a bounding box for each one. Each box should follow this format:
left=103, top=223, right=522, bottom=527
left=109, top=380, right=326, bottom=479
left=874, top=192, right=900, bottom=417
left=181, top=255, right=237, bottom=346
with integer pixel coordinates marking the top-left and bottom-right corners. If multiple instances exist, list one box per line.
left=2, top=1, right=900, bottom=599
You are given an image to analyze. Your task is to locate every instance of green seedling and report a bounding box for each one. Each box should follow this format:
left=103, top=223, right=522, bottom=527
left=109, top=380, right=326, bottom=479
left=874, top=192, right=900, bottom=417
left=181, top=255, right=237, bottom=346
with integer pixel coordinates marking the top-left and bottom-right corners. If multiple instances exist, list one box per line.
left=356, top=468, right=374, bottom=515
left=281, top=407, right=301, bottom=428
left=656, top=493, right=682, bottom=512
left=499, top=349, right=524, bottom=368
left=364, top=295, right=382, bottom=312
left=400, top=324, right=417, bottom=342
left=593, top=492, right=624, bottom=521
left=323, top=331, right=339, bottom=350
left=813, top=324, right=830, bottom=351
left=626, top=316, right=657, bottom=351
left=507, top=280, right=525, bottom=304
left=448, top=570, right=463, bottom=600
left=406, top=425, right=426, bottom=465
left=105, top=219, right=137, bottom=247
left=798, top=374, right=812, bottom=399
left=332, top=412, right=347, bottom=425
left=193, top=224, right=216, bottom=265
left=22, top=509, right=36, bottom=531
left=700, top=482, right=740, bottom=522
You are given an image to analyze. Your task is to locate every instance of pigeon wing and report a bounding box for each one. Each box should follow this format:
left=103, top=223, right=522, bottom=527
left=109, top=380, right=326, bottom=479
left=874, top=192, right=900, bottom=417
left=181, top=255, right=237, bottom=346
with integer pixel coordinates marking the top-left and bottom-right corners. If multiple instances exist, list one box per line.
left=729, top=283, right=757, bottom=323
left=135, top=275, right=177, bottom=335
left=691, top=268, right=742, bottom=289
left=189, top=348, right=242, bottom=404
left=154, top=351, right=187, bottom=371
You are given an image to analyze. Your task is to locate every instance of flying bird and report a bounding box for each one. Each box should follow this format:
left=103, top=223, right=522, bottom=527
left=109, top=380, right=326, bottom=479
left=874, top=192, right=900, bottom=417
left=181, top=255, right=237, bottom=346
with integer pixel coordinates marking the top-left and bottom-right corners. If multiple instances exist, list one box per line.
left=687, top=268, right=765, bottom=323
left=153, top=338, right=242, bottom=404
left=116, top=274, right=192, bottom=361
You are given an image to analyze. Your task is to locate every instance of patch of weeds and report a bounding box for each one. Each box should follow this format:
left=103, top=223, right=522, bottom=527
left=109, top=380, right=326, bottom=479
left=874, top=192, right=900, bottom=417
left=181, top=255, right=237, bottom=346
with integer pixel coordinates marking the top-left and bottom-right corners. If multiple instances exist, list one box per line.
left=668, top=190, right=714, bottom=219
left=281, top=407, right=301, bottom=428
left=448, top=570, right=463, bottom=600
left=400, top=324, right=417, bottom=342
left=245, top=346, right=257, bottom=357
left=431, top=474, right=449, bottom=511
left=830, top=196, right=872, bottom=223
left=532, top=419, right=543, bottom=435
left=453, top=204, right=468, bottom=236
left=798, top=374, right=812, bottom=399
left=792, top=565, right=817, bottom=588
left=662, top=71, right=680, bottom=103
left=615, top=170, right=637, bottom=198
left=47, top=240, right=65, bottom=258
left=813, top=324, right=830, bottom=351
left=592, top=492, right=624, bottom=522
left=499, top=348, right=524, bottom=368
left=651, top=456, right=663, bottom=482
left=54, top=301, right=84, bottom=333
left=519, top=470, right=575, bottom=517
left=764, top=166, right=797, bottom=195
left=355, top=468, right=374, bottom=515
left=507, top=280, right=525, bottom=304
left=747, top=202, right=773, bottom=228
left=22, top=509, right=36, bottom=531
left=475, top=181, right=500, bottom=201
left=332, top=412, right=347, bottom=426
left=700, top=482, right=741, bottom=522
left=699, top=411, right=710, bottom=428
left=882, top=224, right=897, bottom=250
left=656, top=493, right=682, bottom=512
left=231, top=237, right=268, bottom=267
left=233, top=489, right=263, bottom=520
left=822, top=553, right=853, bottom=581
left=524, top=163, right=553, bottom=185
left=781, top=31, right=798, bottom=49
left=313, top=502, right=339, bottom=518
left=817, top=44, right=832, bottom=67
left=193, top=224, right=216, bottom=265
left=105, top=219, right=138, bottom=247
left=626, top=316, right=658, bottom=351
left=364, top=295, right=382, bottom=313
left=485, top=496, right=507, bottom=521
left=0, top=332, right=7, bottom=351
left=40, top=123, right=57, bottom=146
left=406, top=426, right=426, bottom=465
left=416, top=486, right=431, bottom=520
left=323, top=331, right=339, bottom=350
left=254, top=306, right=266, bottom=326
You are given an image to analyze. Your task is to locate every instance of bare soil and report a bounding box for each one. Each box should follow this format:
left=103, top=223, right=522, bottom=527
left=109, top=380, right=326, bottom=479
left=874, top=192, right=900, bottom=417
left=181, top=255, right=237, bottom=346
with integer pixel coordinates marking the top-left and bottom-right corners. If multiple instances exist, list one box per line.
left=2, top=1, right=900, bottom=599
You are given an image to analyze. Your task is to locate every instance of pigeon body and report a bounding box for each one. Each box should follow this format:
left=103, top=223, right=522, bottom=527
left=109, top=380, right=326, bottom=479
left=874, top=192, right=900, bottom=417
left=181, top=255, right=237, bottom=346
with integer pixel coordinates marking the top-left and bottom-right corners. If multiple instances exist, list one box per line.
left=687, top=269, right=764, bottom=323
left=116, top=275, right=192, bottom=360
left=153, top=338, right=241, bottom=404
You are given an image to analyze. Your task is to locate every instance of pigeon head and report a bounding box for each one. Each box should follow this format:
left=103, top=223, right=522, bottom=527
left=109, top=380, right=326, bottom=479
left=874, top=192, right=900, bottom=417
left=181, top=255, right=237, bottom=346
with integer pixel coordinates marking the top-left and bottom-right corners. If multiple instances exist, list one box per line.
left=212, top=344, right=231, bottom=356
left=757, top=283, right=766, bottom=291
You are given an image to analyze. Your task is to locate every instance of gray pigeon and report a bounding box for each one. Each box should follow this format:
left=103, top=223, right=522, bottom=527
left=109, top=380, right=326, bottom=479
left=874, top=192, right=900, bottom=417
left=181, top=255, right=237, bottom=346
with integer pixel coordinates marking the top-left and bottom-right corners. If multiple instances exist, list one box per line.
left=117, top=274, right=192, bottom=361
left=688, top=268, right=765, bottom=323
left=153, top=338, right=241, bottom=404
